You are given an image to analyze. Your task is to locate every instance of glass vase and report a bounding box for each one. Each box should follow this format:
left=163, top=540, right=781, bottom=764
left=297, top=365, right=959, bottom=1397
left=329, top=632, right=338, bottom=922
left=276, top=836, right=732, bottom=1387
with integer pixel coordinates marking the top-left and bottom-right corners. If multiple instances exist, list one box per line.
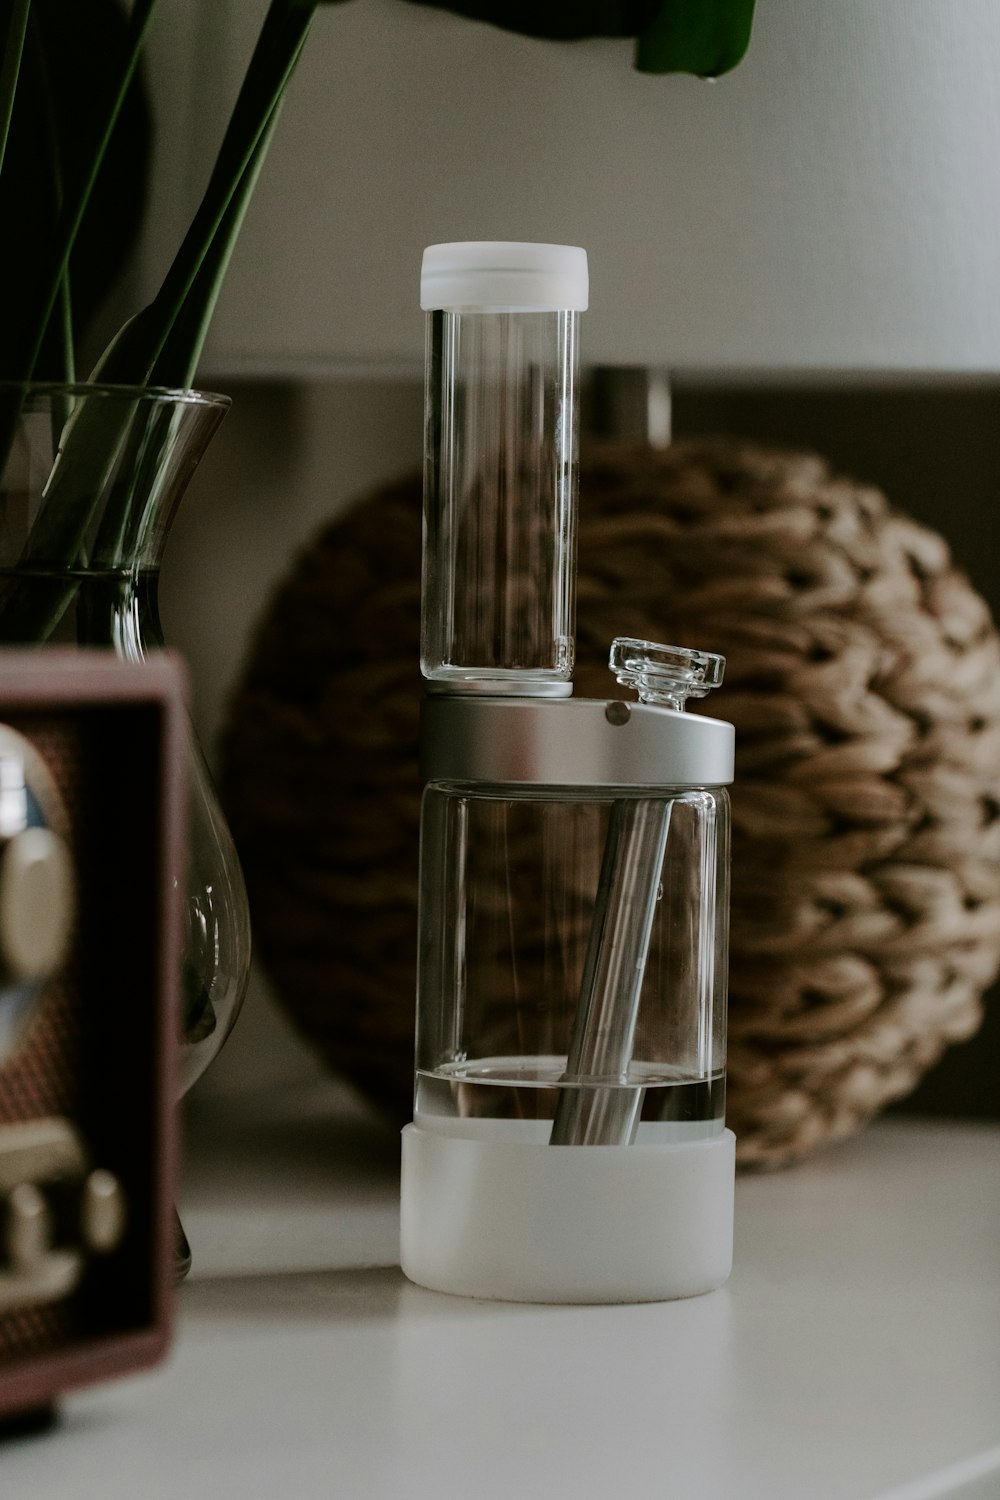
left=0, top=382, right=252, bottom=1098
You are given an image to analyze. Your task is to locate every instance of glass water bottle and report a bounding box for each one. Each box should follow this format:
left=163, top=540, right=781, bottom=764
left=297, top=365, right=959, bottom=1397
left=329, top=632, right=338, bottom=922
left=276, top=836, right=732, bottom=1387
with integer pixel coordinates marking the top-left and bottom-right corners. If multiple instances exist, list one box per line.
left=401, top=245, right=737, bottom=1304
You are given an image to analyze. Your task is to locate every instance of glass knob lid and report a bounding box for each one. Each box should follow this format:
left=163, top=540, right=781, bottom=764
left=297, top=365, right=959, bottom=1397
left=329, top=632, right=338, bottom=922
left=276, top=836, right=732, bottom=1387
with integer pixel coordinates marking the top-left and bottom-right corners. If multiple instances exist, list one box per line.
left=609, top=637, right=725, bottom=711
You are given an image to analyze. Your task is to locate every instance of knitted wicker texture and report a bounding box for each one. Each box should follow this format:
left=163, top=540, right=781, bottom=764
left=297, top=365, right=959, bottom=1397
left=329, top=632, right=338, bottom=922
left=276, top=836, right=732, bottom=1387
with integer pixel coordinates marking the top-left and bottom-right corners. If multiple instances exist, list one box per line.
left=222, top=438, right=1000, bottom=1168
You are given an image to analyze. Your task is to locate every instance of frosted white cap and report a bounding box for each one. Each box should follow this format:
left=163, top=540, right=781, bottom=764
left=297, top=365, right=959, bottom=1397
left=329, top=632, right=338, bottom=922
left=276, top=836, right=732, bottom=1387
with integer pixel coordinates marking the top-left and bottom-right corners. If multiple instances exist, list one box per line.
left=421, top=242, right=589, bottom=312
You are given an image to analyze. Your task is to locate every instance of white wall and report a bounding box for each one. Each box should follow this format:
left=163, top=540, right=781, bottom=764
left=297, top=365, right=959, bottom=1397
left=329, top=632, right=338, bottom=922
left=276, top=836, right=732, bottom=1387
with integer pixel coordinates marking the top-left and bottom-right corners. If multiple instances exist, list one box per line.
left=141, top=0, right=1000, bottom=377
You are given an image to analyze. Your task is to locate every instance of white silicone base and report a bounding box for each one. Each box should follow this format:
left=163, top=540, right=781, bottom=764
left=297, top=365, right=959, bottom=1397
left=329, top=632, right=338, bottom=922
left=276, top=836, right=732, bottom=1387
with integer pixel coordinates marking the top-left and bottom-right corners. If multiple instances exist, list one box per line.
left=400, top=1122, right=735, bottom=1304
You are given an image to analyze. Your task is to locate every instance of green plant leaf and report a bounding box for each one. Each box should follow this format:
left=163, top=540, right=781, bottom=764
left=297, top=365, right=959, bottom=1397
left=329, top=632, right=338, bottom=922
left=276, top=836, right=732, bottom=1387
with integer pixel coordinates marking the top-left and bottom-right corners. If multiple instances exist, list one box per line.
left=403, top=0, right=755, bottom=75
left=0, top=0, right=30, bottom=175
left=90, top=105, right=283, bottom=569
left=3, top=0, right=155, bottom=383
left=27, top=8, right=73, bottom=384
left=402, top=1, right=653, bottom=41
left=0, top=1, right=153, bottom=384
left=95, top=0, right=318, bottom=386
left=147, top=98, right=283, bottom=390
left=635, top=0, right=755, bottom=75
left=13, top=0, right=328, bottom=591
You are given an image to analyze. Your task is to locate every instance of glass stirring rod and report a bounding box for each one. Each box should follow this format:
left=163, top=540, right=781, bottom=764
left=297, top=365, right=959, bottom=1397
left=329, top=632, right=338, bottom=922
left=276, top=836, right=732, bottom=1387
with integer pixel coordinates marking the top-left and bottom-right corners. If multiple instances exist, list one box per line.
left=550, top=640, right=725, bottom=1147
left=550, top=795, right=670, bottom=1145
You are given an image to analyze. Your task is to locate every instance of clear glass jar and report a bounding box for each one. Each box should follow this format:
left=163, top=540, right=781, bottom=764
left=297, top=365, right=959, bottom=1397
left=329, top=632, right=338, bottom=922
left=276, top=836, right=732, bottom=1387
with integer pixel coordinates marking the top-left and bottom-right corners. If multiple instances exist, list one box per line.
left=420, top=243, right=586, bottom=695
left=0, top=384, right=250, bottom=1097
left=416, top=781, right=730, bottom=1145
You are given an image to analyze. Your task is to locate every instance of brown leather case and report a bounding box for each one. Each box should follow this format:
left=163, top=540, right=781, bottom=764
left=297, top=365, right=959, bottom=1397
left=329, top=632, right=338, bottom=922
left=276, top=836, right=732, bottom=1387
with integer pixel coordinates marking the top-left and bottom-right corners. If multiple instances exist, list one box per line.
left=0, top=650, right=186, bottom=1421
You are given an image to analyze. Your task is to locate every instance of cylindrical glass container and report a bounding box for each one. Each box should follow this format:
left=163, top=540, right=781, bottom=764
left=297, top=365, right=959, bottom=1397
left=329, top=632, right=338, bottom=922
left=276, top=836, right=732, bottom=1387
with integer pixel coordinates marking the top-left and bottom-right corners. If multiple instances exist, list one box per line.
left=420, top=242, right=587, bottom=696
left=415, top=783, right=730, bottom=1144
left=402, top=660, right=737, bottom=1304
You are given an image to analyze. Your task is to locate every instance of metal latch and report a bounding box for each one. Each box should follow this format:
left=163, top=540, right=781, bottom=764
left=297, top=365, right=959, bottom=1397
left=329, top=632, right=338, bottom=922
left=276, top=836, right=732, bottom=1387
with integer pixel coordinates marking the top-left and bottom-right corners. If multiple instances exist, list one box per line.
left=0, top=1117, right=127, bottom=1313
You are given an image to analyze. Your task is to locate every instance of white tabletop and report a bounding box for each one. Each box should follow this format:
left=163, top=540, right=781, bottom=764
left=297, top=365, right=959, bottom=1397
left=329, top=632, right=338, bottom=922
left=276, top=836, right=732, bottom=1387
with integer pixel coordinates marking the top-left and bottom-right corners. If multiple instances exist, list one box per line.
left=4, top=1081, right=999, bottom=1500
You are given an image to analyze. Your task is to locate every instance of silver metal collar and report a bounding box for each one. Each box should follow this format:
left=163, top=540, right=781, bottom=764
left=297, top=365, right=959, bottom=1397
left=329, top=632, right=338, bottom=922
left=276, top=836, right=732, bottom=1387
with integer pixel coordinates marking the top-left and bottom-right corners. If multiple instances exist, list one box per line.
left=420, top=694, right=734, bottom=789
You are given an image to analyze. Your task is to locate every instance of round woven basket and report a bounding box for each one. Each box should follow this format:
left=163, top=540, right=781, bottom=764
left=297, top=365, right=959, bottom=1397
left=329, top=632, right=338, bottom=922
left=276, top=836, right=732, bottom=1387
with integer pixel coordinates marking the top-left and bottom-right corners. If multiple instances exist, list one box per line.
left=222, top=438, right=1000, bottom=1168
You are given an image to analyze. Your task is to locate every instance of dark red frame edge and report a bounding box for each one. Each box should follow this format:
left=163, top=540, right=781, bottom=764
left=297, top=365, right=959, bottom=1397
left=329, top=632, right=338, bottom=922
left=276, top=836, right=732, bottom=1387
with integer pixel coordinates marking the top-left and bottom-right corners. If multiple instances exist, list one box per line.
left=0, top=649, right=187, bottom=1418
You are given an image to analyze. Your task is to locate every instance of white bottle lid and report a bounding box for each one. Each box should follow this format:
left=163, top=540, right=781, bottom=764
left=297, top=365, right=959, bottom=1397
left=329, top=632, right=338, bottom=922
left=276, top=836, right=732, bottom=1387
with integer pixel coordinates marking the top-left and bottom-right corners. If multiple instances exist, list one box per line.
left=420, top=241, right=589, bottom=313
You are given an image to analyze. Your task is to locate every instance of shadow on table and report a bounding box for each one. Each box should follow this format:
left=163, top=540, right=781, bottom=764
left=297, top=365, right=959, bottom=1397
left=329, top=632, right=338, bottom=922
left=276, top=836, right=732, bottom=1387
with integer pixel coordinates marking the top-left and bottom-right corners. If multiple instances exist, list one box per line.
left=180, top=1263, right=411, bottom=1326
left=183, top=1078, right=402, bottom=1203
left=180, top=1262, right=572, bottom=1329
